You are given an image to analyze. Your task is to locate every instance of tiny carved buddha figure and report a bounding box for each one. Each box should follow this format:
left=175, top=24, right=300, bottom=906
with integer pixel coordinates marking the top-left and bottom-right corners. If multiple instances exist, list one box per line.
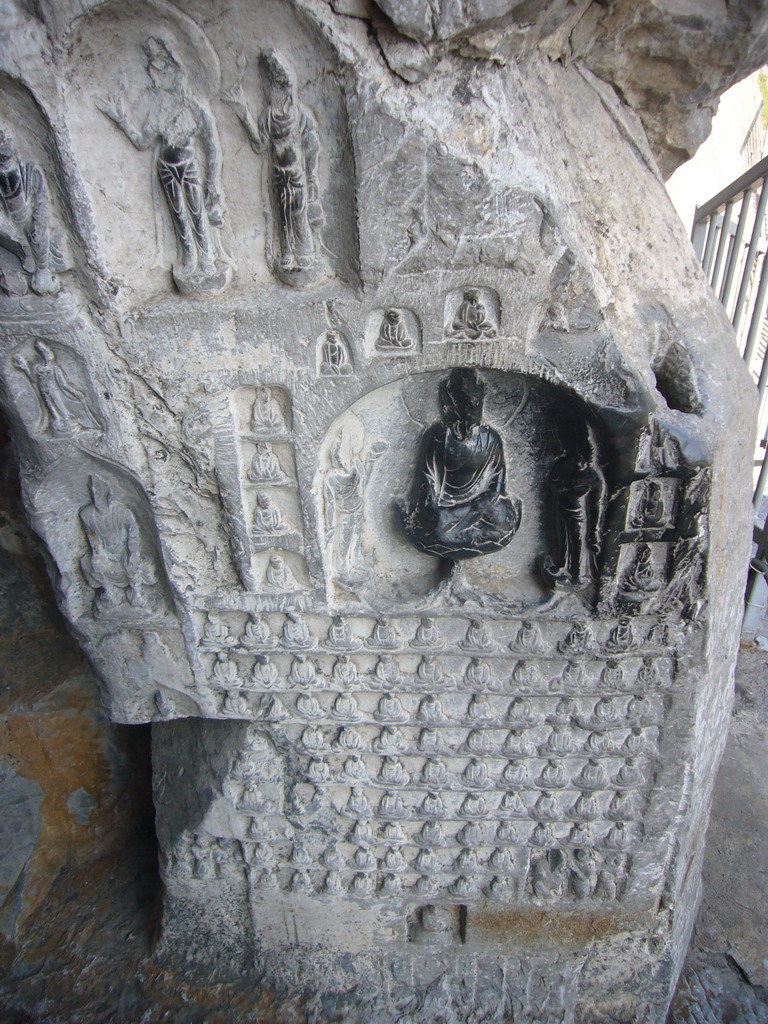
left=399, top=368, right=521, bottom=559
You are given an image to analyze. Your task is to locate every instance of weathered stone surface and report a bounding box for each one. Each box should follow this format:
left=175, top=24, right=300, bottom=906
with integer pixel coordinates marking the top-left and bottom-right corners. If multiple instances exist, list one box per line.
left=0, top=0, right=757, bottom=1021
left=368, top=0, right=768, bottom=177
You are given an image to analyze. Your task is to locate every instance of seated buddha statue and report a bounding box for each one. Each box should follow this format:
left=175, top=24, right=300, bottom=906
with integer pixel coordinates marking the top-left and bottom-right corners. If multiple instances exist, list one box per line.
left=398, top=368, right=521, bottom=559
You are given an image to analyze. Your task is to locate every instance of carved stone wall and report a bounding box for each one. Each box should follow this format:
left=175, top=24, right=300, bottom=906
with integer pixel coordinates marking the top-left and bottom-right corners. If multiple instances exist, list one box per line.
left=0, top=2, right=756, bottom=1021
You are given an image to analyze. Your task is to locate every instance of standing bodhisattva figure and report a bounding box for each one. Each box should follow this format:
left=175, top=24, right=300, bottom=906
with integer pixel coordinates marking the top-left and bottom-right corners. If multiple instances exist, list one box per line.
left=224, top=49, right=324, bottom=285
left=97, top=36, right=230, bottom=294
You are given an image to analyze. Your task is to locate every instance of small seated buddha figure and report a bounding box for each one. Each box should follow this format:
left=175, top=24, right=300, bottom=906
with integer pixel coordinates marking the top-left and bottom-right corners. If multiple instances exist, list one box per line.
left=421, top=758, right=447, bottom=787
left=418, top=694, right=445, bottom=724
left=574, top=758, right=609, bottom=790
left=454, top=848, right=478, bottom=873
left=319, top=330, right=353, bottom=376
left=212, top=651, right=239, bottom=688
left=571, top=790, right=599, bottom=821
left=418, top=728, right=445, bottom=753
left=467, top=694, right=494, bottom=724
left=410, top=616, right=443, bottom=650
left=379, top=791, right=406, bottom=818
left=498, top=791, right=527, bottom=817
left=353, top=847, right=376, bottom=871
left=420, top=791, right=445, bottom=817
left=459, top=792, right=488, bottom=818
left=382, top=847, right=406, bottom=872
left=560, top=659, right=586, bottom=691
left=511, top=619, right=543, bottom=654
left=379, top=757, right=408, bottom=786
left=202, top=613, right=236, bottom=648
left=341, top=755, right=368, bottom=782
left=331, top=655, right=358, bottom=687
left=247, top=441, right=286, bottom=484
left=449, top=875, right=479, bottom=898
left=502, top=760, right=529, bottom=787
left=345, top=786, right=370, bottom=817
left=558, top=620, right=593, bottom=656
left=376, top=308, right=413, bottom=350
left=350, top=872, right=374, bottom=896
left=373, top=726, right=405, bottom=754
left=533, top=790, right=559, bottom=820
left=381, top=821, right=407, bottom=845
left=489, top=847, right=513, bottom=872
left=457, top=822, right=483, bottom=848
left=418, top=820, right=444, bottom=846
left=600, top=660, right=624, bottom=690
left=375, top=693, right=408, bottom=723
left=465, top=657, right=492, bottom=690
left=350, top=819, right=374, bottom=845
left=538, top=758, right=567, bottom=789
left=296, top=693, right=323, bottom=719
left=250, top=386, right=285, bottom=434
left=326, top=615, right=361, bottom=651
left=399, top=369, right=520, bottom=559
left=240, top=612, right=277, bottom=650
left=541, top=724, right=579, bottom=756
left=621, top=543, right=661, bottom=596
left=627, top=693, right=652, bottom=724
left=252, top=492, right=288, bottom=537
left=613, top=757, right=644, bottom=788
left=450, top=289, right=497, bottom=340
left=281, top=612, right=315, bottom=649
left=462, top=757, right=489, bottom=788
left=373, top=654, right=401, bottom=690
left=415, top=848, right=440, bottom=875
left=336, top=726, right=362, bottom=751
left=308, top=758, right=331, bottom=783
left=222, top=691, right=249, bottom=716
left=608, top=789, right=644, bottom=821
left=496, top=819, right=520, bottom=843
left=637, top=657, right=660, bottom=688
left=502, top=729, right=537, bottom=758
left=605, top=616, right=636, bottom=653
left=632, top=479, right=666, bottom=528
left=263, top=553, right=300, bottom=592
left=324, top=870, right=344, bottom=895
left=287, top=654, right=318, bottom=689
left=250, top=654, right=279, bottom=689
left=323, top=844, right=345, bottom=870
left=460, top=618, right=495, bottom=652
left=463, top=729, right=492, bottom=755
left=416, top=655, right=445, bottom=688
left=366, top=616, right=400, bottom=650
left=332, top=692, right=360, bottom=721
left=381, top=873, right=402, bottom=895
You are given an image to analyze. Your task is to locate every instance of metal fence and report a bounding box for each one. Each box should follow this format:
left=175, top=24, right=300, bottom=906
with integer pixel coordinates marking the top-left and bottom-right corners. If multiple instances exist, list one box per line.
left=691, top=155, right=768, bottom=617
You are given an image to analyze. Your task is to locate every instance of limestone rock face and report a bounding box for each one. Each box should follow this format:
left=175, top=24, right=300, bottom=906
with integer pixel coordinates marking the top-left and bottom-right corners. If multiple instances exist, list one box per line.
left=0, top=1, right=756, bottom=1021
left=370, top=0, right=768, bottom=177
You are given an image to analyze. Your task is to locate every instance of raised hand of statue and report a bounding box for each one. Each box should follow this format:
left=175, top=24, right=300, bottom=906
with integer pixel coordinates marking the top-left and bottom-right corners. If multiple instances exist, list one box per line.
left=221, top=85, right=248, bottom=121
left=11, top=353, right=29, bottom=376
left=95, top=92, right=129, bottom=129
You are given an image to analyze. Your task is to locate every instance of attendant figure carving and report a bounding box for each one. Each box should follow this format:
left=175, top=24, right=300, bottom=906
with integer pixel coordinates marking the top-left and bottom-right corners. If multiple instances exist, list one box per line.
left=13, top=342, right=101, bottom=436
left=97, top=37, right=230, bottom=295
left=324, top=429, right=387, bottom=587
left=79, top=475, right=159, bottom=617
left=399, top=368, right=521, bottom=559
left=541, top=429, right=605, bottom=589
left=224, top=49, right=325, bottom=286
left=263, top=553, right=300, bottom=591
left=0, top=127, right=60, bottom=296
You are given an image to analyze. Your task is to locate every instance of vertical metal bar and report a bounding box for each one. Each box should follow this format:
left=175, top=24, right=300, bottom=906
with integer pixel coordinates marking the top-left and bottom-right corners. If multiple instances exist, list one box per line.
left=710, top=199, right=736, bottom=290
left=748, top=253, right=768, bottom=374
left=702, top=213, right=720, bottom=279
left=691, top=214, right=708, bottom=260
left=754, top=442, right=768, bottom=511
left=721, top=190, right=752, bottom=307
left=734, top=176, right=768, bottom=332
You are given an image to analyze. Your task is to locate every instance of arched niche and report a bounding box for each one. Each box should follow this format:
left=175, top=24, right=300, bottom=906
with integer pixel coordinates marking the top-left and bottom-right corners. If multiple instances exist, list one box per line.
left=315, top=368, right=615, bottom=612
